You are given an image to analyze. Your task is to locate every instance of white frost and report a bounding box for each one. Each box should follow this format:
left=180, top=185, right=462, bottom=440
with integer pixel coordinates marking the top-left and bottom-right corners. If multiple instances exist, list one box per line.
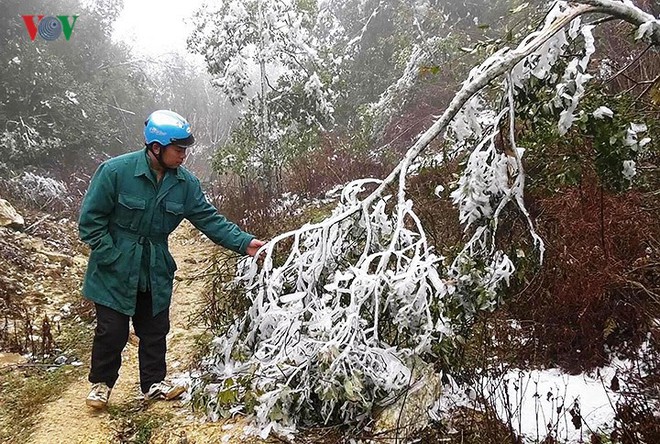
left=635, top=19, right=660, bottom=42
left=622, top=159, right=636, bottom=180
left=592, top=106, right=613, bottom=119
left=65, top=90, right=79, bottom=105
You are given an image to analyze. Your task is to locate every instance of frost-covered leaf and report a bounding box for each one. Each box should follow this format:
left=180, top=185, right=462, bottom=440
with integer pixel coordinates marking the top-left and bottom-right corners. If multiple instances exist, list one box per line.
left=622, top=160, right=636, bottom=180
left=635, top=19, right=660, bottom=41
left=592, top=106, right=613, bottom=119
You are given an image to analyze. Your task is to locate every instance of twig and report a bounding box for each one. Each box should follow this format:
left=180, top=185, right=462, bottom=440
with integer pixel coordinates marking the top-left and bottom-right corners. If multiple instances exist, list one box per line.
left=108, top=101, right=136, bottom=115
left=624, top=279, right=660, bottom=304
left=24, top=214, right=50, bottom=233
left=600, top=185, right=607, bottom=258
left=604, top=44, right=652, bottom=83
left=394, top=360, right=416, bottom=443
left=636, top=73, right=660, bottom=101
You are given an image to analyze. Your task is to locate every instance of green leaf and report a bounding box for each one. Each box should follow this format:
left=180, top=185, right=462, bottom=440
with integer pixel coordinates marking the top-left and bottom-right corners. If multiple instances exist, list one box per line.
left=344, top=379, right=358, bottom=402
left=270, top=404, right=285, bottom=421
left=217, top=387, right=238, bottom=405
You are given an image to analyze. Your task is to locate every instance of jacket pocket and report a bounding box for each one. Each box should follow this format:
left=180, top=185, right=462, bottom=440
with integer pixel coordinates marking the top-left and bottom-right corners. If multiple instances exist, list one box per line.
left=162, top=200, right=184, bottom=233
left=90, top=247, right=121, bottom=267
left=116, top=193, right=146, bottom=230
left=163, top=247, right=178, bottom=277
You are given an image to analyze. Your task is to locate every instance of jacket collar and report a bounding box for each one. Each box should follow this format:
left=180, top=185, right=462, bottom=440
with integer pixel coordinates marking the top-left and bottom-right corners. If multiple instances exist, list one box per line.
left=134, top=150, right=152, bottom=179
left=134, top=150, right=186, bottom=182
left=173, top=165, right=186, bottom=180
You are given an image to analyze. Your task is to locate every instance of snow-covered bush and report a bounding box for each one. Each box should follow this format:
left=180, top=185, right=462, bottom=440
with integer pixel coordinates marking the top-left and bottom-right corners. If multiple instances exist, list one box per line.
left=8, top=172, right=72, bottom=210
left=192, top=0, right=658, bottom=437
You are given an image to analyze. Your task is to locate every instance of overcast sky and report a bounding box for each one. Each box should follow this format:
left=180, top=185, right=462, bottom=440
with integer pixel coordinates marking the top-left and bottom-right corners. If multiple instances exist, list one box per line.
left=112, top=0, right=206, bottom=58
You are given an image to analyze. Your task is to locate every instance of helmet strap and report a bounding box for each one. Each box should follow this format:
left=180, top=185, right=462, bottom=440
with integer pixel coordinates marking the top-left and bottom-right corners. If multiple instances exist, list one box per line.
left=148, top=143, right=171, bottom=171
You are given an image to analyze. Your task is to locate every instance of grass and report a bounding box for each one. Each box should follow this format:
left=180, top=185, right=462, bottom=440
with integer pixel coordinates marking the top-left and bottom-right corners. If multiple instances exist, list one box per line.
left=0, top=305, right=94, bottom=443
left=0, top=364, right=85, bottom=443
left=108, top=402, right=174, bottom=444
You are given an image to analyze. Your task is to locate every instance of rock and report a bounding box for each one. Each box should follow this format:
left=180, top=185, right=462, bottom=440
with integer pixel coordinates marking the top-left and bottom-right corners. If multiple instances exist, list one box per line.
left=373, top=364, right=443, bottom=442
left=36, top=249, right=74, bottom=267
left=0, top=198, right=24, bottom=230
left=24, top=237, right=45, bottom=251
left=73, top=255, right=88, bottom=268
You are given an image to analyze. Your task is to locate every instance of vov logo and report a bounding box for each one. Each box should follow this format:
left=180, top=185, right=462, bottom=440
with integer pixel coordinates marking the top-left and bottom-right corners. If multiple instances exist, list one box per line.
left=21, top=15, right=79, bottom=41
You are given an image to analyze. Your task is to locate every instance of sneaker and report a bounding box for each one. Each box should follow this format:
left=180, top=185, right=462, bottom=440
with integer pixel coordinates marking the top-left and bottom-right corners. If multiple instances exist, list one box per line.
left=86, top=382, right=112, bottom=409
left=144, top=380, right=186, bottom=401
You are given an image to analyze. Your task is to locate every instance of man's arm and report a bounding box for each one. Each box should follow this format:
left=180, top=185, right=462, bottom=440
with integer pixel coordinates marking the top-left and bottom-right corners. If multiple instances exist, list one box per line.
left=185, top=178, right=255, bottom=255
left=78, top=163, right=121, bottom=265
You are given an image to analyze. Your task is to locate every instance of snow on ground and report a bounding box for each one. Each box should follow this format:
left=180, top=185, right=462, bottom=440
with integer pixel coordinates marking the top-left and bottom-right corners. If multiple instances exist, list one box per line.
left=489, top=367, right=619, bottom=442
left=431, top=363, right=630, bottom=443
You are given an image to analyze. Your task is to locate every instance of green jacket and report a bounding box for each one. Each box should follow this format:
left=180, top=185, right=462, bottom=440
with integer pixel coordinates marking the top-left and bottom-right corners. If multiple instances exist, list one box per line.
left=79, top=150, right=254, bottom=316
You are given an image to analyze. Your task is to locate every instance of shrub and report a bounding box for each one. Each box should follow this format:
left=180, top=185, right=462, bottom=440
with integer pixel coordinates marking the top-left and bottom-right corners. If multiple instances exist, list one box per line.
left=507, top=177, right=658, bottom=372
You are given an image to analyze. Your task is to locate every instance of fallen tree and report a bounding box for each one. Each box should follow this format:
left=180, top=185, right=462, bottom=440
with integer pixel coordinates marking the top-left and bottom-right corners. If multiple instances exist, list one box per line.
left=192, top=0, right=659, bottom=437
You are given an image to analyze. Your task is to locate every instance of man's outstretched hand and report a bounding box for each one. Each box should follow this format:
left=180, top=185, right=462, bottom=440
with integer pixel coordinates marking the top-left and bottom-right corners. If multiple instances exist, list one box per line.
left=246, top=239, right=266, bottom=258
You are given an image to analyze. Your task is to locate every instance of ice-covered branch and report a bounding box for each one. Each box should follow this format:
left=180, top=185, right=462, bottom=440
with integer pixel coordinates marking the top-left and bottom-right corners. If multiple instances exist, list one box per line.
left=194, top=0, right=658, bottom=437
left=576, top=0, right=660, bottom=44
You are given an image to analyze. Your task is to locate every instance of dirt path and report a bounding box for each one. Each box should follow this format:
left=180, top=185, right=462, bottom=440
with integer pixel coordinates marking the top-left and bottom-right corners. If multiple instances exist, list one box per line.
left=24, top=221, right=238, bottom=444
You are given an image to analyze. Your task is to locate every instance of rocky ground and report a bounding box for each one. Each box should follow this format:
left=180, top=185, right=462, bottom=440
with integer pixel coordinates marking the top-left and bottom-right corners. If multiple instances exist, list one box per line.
left=0, top=209, right=88, bottom=365
left=0, top=208, right=276, bottom=444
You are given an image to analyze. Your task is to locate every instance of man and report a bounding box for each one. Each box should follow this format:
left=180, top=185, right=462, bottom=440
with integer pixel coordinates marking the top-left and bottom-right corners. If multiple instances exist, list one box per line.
left=79, top=110, right=264, bottom=409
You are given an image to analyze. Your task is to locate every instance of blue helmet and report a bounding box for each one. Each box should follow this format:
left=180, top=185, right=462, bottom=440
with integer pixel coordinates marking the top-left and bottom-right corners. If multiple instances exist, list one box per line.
left=144, top=110, right=195, bottom=147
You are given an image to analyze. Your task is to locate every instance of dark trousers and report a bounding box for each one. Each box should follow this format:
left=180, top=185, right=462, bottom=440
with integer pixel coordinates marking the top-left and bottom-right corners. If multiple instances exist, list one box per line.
left=88, top=291, right=170, bottom=394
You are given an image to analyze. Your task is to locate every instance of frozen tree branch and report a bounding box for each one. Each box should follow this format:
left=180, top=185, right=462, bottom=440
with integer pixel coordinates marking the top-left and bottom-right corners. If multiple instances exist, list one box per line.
left=576, top=0, right=660, bottom=44
left=194, top=0, right=659, bottom=437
